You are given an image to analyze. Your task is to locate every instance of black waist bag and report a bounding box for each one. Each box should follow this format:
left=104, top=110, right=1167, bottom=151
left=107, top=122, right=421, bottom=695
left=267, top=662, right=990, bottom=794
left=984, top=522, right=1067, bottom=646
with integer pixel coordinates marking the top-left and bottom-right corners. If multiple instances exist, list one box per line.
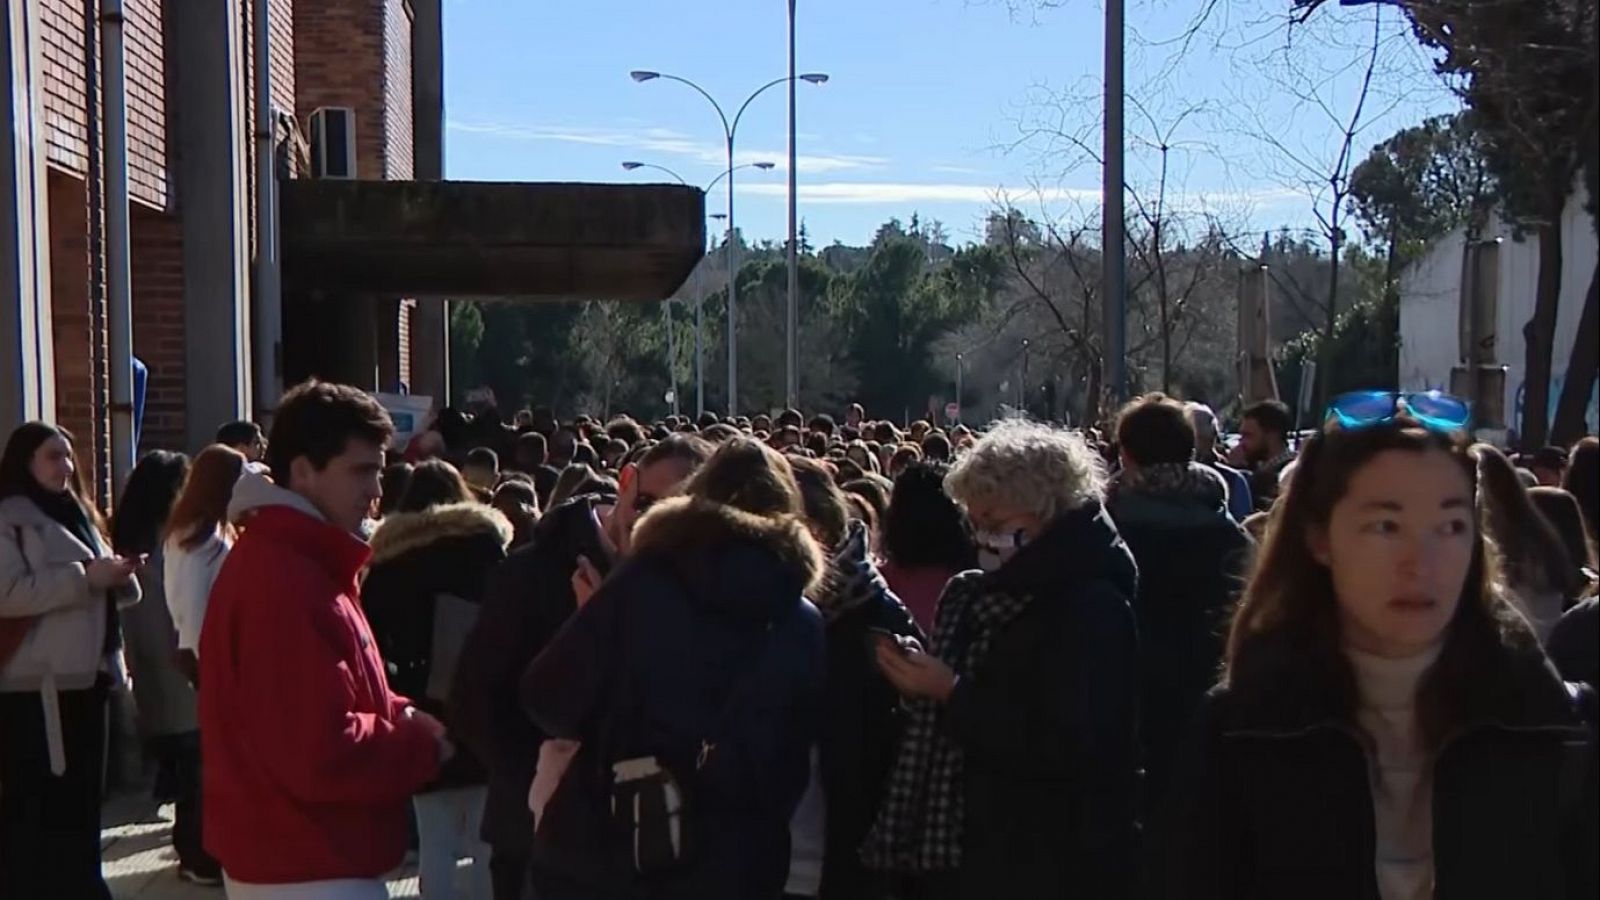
left=609, top=755, right=692, bottom=874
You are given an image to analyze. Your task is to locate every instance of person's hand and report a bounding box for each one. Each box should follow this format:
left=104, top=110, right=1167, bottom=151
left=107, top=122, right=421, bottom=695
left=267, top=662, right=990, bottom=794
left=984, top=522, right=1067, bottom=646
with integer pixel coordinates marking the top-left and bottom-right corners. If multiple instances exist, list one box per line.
left=404, top=707, right=447, bottom=740
left=1225, top=442, right=1248, bottom=468
left=875, top=638, right=957, bottom=703
left=404, top=707, right=454, bottom=762
left=571, top=555, right=603, bottom=608
left=86, top=556, right=138, bottom=591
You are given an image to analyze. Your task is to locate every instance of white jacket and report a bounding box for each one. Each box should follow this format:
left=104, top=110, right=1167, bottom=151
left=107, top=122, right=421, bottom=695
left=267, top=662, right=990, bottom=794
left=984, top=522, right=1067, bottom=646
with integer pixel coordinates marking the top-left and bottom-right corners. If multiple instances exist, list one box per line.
left=0, top=495, right=139, bottom=692
left=0, top=494, right=140, bottom=774
left=162, top=528, right=231, bottom=654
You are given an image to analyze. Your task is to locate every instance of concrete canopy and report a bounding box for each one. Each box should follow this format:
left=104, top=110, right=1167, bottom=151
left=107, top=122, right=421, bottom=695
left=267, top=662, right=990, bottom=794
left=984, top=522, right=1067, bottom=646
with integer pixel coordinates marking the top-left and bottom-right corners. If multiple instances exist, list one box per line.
left=280, top=180, right=706, bottom=300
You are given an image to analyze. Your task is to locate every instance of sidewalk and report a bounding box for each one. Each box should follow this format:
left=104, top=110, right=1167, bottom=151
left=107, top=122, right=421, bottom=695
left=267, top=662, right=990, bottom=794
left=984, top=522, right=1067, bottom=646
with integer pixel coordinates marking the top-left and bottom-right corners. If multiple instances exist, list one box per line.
left=102, top=792, right=426, bottom=899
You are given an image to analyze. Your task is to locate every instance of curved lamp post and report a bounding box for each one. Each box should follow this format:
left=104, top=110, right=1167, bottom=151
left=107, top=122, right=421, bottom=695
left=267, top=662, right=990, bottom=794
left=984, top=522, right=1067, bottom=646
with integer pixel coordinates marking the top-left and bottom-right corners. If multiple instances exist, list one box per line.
left=631, top=69, right=827, bottom=413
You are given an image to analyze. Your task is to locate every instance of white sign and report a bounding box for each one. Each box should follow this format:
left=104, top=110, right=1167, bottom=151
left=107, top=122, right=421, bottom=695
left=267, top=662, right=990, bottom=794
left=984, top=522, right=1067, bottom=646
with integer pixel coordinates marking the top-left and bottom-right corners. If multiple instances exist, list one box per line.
left=375, top=393, right=433, bottom=448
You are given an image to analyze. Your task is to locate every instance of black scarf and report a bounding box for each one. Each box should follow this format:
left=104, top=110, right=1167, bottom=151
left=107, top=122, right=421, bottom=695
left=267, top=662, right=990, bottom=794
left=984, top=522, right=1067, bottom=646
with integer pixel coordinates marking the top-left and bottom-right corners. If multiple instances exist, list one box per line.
left=23, top=486, right=120, bottom=655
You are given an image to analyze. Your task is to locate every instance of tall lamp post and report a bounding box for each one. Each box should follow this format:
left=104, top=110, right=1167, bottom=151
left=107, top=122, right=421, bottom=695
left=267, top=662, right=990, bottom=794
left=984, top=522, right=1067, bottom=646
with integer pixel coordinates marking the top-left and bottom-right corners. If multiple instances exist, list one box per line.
left=786, top=1, right=800, bottom=411
left=1102, top=0, right=1127, bottom=409
left=632, top=68, right=827, bottom=414
left=705, top=212, right=728, bottom=416
left=621, top=161, right=776, bottom=418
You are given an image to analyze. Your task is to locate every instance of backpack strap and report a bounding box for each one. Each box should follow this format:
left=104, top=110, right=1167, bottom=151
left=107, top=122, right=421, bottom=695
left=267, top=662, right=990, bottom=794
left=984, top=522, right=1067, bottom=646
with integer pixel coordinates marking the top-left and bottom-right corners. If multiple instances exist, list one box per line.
left=696, top=602, right=796, bottom=771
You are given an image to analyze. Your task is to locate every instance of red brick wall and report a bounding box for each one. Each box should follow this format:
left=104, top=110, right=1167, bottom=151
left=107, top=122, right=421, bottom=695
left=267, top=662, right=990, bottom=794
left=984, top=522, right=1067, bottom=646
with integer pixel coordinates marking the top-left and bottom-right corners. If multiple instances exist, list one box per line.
left=41, top=0, right=91, bottom=176
left=123, top=0, right=166, bottom=209
left=48, top=169, right=110, bottom=507
left=40, top=0, right=167, bottom=210
left=295, top=0, right=384, bottom=179
left=382, top=0, right=413, bottom=180
left=295, top=0, right=412, bottom=181
left=130, top=205, right=185, bottom=451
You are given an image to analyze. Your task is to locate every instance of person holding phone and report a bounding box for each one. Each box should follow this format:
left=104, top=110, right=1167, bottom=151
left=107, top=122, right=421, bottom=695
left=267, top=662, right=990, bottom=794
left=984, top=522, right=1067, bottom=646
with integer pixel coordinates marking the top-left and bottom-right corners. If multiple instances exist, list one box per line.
left=453, top=434, right=713, bottom=900
left=863, top=420, right=1139, bottom=900
left=1, top=421, right=143, bottom=899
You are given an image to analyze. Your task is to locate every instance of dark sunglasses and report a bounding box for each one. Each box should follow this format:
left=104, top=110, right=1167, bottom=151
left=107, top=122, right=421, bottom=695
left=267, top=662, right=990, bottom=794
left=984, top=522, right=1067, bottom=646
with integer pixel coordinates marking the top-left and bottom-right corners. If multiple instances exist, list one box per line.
left=1325, top=390, right=1471, bottom=433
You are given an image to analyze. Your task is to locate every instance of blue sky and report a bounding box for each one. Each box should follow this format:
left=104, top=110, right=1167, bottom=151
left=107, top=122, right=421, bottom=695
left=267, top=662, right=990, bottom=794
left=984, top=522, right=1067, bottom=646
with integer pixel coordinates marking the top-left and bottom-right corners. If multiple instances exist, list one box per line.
left=443, top=0, right=1459, bottom=247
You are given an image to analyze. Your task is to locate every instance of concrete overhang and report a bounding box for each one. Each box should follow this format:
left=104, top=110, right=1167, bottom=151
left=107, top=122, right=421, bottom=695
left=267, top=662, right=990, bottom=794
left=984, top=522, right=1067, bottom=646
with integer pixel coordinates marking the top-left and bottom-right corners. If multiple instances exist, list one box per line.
left=279, top=180, right=705, bottom=300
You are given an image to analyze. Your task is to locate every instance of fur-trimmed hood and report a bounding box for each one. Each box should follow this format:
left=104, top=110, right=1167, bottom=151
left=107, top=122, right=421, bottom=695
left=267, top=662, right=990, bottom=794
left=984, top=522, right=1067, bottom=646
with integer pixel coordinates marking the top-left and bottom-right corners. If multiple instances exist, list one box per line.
left=630, top=496, right=825, bottom=613
left=368, top=502, right=513, bottom=567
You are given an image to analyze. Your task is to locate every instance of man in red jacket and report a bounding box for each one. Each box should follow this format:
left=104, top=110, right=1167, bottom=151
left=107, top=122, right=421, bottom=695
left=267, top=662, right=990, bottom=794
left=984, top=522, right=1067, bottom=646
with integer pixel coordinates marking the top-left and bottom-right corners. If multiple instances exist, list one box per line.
left=200, top=381, right=446, bottom=898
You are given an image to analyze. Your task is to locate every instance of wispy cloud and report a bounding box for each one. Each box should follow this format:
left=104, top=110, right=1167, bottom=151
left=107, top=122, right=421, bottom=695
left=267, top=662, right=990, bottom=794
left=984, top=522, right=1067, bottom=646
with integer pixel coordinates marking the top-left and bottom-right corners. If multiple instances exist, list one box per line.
left=446, top=119, right=886, bottom=175
left=737, top=181, right=1302, bottom=208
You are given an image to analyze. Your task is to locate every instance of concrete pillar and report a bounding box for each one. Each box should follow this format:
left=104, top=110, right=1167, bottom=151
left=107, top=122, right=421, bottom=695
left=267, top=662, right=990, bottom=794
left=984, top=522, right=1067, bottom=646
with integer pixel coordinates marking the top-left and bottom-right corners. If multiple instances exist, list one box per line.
left=411, top=0, right=443, bottom=182
left=410, top=298, right=449, bottom=405
left=1, top=0, right=56, bottom=431
left=323, top=297, right=378, bottom=391
left=408, top=0, right=449, bottom=407
left=172, top=0, right=253, bottom=451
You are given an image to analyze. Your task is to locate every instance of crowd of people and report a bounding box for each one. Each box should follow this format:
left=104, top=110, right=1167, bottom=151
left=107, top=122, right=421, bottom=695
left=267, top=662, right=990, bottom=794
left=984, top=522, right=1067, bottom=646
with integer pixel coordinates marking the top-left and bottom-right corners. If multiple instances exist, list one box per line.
left=1, top=382, right=1596, bottom=900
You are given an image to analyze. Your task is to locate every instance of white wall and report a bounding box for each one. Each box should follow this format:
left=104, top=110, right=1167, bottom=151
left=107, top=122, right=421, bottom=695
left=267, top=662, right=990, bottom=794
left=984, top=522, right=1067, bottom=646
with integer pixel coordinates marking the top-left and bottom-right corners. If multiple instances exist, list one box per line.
left=1398, top=189, right=1598, bottom=437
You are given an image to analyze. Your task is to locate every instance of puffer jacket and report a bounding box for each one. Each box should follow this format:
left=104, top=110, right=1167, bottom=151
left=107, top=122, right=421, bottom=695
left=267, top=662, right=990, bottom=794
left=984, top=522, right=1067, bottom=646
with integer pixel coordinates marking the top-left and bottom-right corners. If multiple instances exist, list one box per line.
left=0, top=494, right=140, bottom=694
left=362, top=501, right=512, bottom=789
left=450, top=492, right=617, bottom=852
left=1148, top=628, right=1598, bottom=900
left=523, top=495, right=827, bottom=900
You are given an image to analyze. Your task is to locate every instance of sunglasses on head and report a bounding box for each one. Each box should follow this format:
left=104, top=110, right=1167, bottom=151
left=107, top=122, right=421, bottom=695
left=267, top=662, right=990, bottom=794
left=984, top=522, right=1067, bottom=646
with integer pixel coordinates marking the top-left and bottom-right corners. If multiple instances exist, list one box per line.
left=1325, top=390, right=1471, bottom=433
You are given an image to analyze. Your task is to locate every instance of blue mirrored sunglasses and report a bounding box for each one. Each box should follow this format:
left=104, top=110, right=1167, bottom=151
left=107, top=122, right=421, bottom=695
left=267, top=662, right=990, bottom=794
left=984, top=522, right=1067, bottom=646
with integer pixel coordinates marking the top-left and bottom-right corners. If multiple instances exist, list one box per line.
left=1325, top=390, right=1472, bottom=433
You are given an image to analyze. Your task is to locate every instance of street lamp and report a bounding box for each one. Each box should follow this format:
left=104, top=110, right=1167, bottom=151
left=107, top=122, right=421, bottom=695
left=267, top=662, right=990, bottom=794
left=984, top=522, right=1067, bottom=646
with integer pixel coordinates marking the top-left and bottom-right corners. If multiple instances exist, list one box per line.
left=705, top=212, right=728, bottom=416
left=620, top=161, right=688, bottom=183
left=786, top=3, right=832, bottom=412
left=632, top=68, right=827, bottom=414
left=621, top=162, right=776, bottom=418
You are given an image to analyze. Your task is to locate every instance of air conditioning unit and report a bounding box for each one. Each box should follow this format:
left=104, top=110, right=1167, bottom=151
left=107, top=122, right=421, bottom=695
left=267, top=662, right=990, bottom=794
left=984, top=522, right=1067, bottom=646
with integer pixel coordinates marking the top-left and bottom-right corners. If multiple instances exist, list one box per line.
left=309, top=107, right=357, bottom=179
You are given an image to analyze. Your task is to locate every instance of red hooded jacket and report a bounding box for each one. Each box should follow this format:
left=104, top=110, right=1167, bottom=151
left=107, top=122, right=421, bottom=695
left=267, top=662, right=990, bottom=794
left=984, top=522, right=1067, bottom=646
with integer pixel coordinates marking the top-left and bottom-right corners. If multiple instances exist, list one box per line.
left=199, top=489, right=440, bottom=884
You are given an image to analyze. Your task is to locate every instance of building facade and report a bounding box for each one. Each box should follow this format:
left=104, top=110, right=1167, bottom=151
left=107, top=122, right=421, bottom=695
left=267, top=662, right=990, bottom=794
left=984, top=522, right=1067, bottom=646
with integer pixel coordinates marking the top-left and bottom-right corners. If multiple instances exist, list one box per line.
left=1398, top=189, right=1598, bottom=439
left=2, top=0, right=447, bottom=505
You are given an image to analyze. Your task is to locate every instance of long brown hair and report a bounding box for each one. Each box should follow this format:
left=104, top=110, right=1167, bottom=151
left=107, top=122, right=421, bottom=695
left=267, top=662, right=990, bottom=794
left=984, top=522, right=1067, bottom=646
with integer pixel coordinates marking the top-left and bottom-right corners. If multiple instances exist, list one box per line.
left=1474, top=443, right=1579, bottom=597
left=165, top=444, right=246, bottom=549
left=0, top=422, right=108, bottom=535
left=790, top=456, right=851, bottom=548
left=683, top=436, right=805, bottom=519
left=1224, top=422, right=1524, bottom=750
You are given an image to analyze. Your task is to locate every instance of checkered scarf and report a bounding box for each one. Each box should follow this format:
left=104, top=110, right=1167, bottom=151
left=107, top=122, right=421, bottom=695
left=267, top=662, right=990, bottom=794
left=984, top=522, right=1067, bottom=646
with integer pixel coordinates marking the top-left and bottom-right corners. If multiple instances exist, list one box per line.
left=860, top=570, right=1035, bottom=873
left=812, top=520, right=887, bottom=624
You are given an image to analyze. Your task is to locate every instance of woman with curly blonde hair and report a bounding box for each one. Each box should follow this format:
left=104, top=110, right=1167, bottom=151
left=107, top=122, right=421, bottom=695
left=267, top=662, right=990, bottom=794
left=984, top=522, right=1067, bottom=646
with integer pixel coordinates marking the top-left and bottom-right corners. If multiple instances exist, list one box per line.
left=863, top=420, right=1139, bottom=899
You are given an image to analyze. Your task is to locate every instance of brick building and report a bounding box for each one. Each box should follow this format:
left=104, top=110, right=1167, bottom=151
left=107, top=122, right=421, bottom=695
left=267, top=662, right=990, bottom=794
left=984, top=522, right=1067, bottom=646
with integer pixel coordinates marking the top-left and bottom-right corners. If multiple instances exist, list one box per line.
left=4, top=1, right=703, bottom=509
left=1, top=0, right=449, bottom=506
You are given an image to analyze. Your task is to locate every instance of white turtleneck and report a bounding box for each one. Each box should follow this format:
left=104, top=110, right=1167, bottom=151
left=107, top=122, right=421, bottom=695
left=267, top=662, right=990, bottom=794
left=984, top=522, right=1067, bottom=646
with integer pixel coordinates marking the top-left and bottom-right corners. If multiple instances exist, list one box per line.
left=1344, top=641, right=1443, bottom=900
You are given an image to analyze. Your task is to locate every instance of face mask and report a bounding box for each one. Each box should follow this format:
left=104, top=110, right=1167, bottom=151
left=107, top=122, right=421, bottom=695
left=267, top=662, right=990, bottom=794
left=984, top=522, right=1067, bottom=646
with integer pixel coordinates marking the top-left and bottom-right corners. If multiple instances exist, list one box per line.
left=974, top=529, right=1026, bottom=572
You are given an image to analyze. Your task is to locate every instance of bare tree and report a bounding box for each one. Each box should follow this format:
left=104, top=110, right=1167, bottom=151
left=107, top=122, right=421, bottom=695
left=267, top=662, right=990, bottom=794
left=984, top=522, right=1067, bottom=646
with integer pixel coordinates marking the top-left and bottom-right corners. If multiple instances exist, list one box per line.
left=1226, top=3, right=1416, bottom=406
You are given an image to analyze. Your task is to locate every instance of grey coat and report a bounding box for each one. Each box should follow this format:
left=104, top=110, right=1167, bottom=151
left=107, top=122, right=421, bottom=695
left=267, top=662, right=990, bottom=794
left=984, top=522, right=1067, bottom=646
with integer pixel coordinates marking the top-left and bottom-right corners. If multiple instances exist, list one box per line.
left=120, top=548, right=198, bottom=736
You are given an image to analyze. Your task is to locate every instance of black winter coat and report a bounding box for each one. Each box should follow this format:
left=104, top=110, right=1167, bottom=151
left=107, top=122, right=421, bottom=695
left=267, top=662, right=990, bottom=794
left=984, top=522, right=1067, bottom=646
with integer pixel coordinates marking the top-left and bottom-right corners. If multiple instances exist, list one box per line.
left=449, top=493, right=615, bottom=850
left=1149, top=630, right=1599, bottom=900
left=361, top=502, right=512, bottom=789
left=931, top=502, right=1141, bottom=899
left=812, top=524, right=925, bottom=900
left=1549, top=596, right=1598, bottom=689
left=522, top=496, right=827, bottom=900
left=1107, top=463, right=1251, bottom=807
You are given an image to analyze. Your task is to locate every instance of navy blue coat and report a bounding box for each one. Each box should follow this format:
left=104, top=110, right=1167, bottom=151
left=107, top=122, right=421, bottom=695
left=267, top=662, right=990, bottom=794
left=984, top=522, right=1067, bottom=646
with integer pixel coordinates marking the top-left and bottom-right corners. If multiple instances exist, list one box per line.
left=522, top=496, right=826, bottom=900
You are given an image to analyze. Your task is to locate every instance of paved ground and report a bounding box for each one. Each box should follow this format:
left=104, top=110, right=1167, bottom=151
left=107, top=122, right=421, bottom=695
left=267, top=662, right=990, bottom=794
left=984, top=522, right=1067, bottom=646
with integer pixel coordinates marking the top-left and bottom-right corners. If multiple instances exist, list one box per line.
left=102, top=792, right=433, bottom=899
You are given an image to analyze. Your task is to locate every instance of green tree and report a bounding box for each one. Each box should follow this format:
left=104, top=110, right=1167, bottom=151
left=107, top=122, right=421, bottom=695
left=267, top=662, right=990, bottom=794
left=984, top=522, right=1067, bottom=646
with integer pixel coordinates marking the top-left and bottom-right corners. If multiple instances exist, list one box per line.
left=1301, top=0, right=1597, bottom=444
left=1348, top=112, right=1497, bottom=382
left=830, top=230, right=1001, bottom=417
